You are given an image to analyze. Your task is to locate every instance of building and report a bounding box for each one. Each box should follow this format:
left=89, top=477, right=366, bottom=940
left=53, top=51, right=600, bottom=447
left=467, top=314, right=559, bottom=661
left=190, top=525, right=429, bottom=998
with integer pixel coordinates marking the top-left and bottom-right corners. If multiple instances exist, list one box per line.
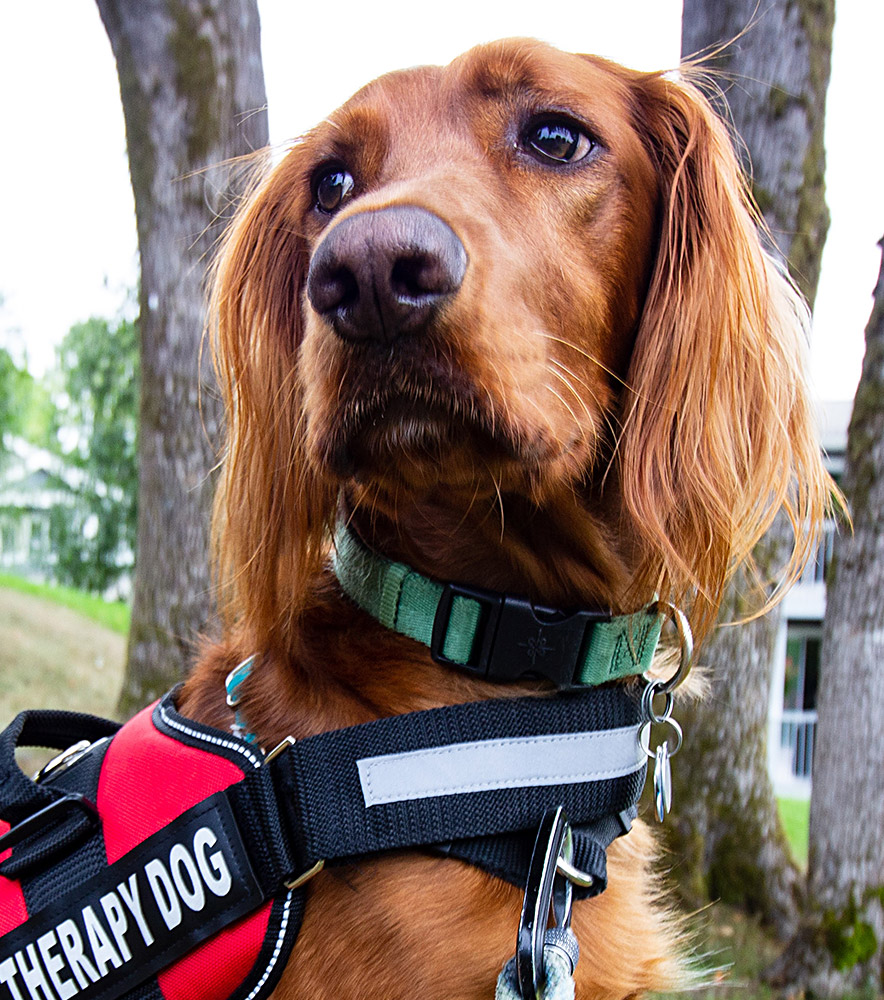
left=767, top=399, right=851, bottom=798
left=0, top=439, right=75, bottom=577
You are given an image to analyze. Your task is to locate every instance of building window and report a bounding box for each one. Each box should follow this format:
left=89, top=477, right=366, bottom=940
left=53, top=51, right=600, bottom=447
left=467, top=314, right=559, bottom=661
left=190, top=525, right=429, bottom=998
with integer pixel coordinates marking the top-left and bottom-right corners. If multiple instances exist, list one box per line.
left=784, top=628, right=820, bottom=711
left=782, top=625, right=821, bottom=779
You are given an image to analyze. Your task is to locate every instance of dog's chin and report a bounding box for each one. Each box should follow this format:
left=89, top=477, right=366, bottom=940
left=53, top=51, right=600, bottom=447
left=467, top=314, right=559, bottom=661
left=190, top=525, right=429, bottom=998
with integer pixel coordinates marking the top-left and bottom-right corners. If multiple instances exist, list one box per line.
left=312, top=396, right=565, bottom=494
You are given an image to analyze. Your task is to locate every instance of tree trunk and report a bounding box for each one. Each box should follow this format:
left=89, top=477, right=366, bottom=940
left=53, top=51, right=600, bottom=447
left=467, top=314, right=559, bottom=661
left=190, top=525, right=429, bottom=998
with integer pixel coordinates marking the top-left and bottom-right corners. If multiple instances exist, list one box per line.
left=666, top=521, right=802, bottom=935
left=95, top=0, right=268, bottom=715
left=667, top=0, right=834, bottom=937
left=770, top=241, right=884, bottom=996
left=682, top=0, right=833, bottom=307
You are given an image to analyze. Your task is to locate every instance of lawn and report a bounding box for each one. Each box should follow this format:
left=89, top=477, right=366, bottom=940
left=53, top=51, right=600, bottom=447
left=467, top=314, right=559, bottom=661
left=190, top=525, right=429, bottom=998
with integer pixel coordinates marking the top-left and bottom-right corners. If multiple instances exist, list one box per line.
left=0, top=572, right=130, bottom=634
left=653, top=904, right=782, bottom=1000
left=0, top=582, right=127, bottom=771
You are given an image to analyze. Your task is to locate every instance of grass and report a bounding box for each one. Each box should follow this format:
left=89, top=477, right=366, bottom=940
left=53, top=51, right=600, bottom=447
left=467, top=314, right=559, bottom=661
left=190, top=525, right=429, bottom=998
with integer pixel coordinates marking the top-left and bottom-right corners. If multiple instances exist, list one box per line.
left=778, top=798, right=810, bottom=869
left=0, top=572, right=130, bottom=634
left=0, top=584, right=127, bottom=772
left=654, top=905, right=781, bottom=1000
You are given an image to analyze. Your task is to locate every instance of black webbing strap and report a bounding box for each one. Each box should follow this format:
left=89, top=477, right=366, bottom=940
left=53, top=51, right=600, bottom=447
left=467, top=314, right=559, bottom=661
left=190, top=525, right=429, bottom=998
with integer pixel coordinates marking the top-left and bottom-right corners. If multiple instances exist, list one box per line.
left=226, top=685, right=646, bottom=891
left=437, top=806, right=636, bottom=899
left=0, top=710, right=120, bottom=876
left=0, top=687, right=645, bottom=926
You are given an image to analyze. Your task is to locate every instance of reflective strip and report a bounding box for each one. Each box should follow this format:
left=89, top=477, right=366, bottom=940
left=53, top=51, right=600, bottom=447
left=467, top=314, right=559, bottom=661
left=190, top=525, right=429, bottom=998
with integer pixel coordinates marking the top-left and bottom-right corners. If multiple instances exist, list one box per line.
left=357, top=725, right=644, bottom=807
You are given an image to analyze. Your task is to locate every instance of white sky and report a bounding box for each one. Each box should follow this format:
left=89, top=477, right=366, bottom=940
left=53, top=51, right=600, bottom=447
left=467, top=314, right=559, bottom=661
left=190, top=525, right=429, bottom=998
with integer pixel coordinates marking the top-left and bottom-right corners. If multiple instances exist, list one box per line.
left=0, top=0, right=881, bottom=403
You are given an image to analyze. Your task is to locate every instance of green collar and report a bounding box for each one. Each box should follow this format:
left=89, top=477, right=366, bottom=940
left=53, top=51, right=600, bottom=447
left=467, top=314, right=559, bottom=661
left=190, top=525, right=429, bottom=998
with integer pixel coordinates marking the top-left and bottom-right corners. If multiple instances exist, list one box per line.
left=332, top=523, right=662, bottom=689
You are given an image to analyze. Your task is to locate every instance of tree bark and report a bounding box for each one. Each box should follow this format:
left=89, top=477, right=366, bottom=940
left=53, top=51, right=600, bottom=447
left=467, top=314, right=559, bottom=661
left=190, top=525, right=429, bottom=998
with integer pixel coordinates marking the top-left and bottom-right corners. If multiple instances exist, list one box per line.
left=95, top=0, right=268, bottom=715
left=682, top=0, right=833, bottom=307
left=770, top=241, right=884, bottom=996
left=667, top=0, right=834, bottom=937
left=666, top=521, right=802, bottom=936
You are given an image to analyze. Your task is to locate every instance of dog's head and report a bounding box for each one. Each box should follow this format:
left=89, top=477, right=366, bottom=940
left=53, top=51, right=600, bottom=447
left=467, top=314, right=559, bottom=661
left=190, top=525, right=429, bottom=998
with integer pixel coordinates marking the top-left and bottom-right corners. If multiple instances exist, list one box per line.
left=211, top=39, right=832, bottom=650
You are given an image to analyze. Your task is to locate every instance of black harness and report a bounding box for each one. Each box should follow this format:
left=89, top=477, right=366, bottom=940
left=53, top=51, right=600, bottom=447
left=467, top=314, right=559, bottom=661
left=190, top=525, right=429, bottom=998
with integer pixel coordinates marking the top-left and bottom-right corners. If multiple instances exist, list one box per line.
left=0, top=531, right=683, bottom=1000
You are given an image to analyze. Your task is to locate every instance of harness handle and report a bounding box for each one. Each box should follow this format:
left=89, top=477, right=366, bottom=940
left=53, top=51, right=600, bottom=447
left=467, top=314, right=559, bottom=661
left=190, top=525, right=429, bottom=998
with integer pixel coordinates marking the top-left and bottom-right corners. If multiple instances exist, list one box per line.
left=0, top=709, right=119, bottom=877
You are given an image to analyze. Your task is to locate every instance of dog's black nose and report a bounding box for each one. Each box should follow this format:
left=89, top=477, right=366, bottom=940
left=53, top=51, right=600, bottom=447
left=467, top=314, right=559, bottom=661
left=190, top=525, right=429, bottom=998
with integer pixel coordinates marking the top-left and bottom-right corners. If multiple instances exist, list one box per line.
left=306, top=206, right=467, bottom=344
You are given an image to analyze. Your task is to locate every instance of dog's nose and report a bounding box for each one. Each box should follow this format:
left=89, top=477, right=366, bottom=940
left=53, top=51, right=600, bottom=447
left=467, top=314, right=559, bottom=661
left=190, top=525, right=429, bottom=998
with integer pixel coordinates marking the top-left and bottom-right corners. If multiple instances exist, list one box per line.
left=306, top=206, right=467, bottom=344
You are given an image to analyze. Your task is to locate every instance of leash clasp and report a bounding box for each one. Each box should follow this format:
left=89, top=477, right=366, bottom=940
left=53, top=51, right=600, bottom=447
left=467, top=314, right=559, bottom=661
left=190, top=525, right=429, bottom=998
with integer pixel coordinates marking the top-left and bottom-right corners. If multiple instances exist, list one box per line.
left=516, top=806, right=585, bottom=1000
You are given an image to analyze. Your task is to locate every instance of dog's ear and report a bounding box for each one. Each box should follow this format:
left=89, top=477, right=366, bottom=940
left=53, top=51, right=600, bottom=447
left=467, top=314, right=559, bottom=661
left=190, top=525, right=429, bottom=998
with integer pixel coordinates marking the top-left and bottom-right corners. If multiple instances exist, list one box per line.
left=210, top=146, right=337, bottom=649
left=619, top=71, right=833, bottom=643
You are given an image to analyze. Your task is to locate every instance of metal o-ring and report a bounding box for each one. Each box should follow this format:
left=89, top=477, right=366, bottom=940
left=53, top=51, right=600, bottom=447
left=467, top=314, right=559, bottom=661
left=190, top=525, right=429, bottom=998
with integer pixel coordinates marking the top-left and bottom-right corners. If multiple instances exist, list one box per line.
left=646, top=600, right=694, bottom=695
left=639, top=716, right=683, bottom=759
left=641, top=680, right=674, bottom=725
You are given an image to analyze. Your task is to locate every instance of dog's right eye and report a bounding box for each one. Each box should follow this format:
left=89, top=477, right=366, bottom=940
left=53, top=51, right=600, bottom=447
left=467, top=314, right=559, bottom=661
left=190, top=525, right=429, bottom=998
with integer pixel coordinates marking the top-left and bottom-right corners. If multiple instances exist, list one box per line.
left=313, top=166, right=355, bottom=214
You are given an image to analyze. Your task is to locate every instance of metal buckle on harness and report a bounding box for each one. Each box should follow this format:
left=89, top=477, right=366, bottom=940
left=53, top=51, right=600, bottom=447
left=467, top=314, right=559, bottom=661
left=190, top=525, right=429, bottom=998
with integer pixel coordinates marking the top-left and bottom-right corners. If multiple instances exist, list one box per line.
left=431, top=583, right=611, bottom=689
left=516, top=807, right=590, bottom=1000
left=263, top=736, right=327, bottom=892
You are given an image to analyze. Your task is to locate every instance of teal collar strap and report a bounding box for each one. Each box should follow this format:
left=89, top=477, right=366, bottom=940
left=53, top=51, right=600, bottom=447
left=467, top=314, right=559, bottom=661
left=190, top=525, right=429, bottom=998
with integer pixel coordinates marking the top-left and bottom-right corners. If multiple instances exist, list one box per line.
left=332, top=524, right=662, bottom=689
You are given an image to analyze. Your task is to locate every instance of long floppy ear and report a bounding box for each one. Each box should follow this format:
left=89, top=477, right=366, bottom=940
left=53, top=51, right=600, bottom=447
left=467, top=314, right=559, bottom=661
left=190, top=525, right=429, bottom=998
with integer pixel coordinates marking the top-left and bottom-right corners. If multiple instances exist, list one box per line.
left=210, top=144, right=337, bottom=650
left=618, top=71, right=834, bottom=644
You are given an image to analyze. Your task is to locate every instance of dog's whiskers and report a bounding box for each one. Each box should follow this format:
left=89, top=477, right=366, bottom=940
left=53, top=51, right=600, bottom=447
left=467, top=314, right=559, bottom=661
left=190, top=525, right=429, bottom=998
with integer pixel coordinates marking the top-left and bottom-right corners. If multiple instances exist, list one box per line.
left=548, top=358, right=622, bottom=445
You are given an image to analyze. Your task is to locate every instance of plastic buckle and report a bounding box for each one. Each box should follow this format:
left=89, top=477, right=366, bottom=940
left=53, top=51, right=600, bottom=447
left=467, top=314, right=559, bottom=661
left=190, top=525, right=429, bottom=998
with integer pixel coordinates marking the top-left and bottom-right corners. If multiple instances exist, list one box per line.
left=431, top=583, right=611, bottom=689
left=0, top=792, right=99, bottom=856
left=430, top=582, right=504, bottom=677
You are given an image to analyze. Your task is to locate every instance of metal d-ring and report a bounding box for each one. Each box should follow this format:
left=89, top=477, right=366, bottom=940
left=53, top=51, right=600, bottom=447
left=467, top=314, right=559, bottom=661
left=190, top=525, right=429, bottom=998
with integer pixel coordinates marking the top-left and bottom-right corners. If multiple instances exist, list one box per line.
left=646, top=600, right=694, bottom=695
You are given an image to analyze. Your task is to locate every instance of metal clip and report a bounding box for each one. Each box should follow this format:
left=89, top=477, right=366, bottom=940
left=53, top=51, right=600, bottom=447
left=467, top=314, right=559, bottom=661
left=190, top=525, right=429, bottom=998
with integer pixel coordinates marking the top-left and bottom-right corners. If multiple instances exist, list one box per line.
left=516, top=807, right=586, bottom=1000
left=637, top=603, right=692, bottom=823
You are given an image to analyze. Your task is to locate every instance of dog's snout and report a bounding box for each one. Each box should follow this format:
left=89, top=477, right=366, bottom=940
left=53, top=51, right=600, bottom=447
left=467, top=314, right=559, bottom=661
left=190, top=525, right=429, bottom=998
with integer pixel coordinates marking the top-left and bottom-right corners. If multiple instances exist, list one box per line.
left=306, top=206, right=467, bottom=344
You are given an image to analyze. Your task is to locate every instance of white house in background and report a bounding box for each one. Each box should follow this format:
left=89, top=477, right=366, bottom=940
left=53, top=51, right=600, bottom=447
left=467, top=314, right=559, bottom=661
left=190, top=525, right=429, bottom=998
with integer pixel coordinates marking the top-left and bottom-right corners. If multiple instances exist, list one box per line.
left=768, top=399, right=852, bottom=799
left=0, top=438, right=77, bottom=577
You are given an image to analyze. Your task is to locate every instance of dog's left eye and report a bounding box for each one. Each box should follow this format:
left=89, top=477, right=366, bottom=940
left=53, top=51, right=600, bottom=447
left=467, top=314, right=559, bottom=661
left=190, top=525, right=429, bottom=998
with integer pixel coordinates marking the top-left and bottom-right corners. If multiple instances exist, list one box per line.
left=524, top=120, right=594, bottom=164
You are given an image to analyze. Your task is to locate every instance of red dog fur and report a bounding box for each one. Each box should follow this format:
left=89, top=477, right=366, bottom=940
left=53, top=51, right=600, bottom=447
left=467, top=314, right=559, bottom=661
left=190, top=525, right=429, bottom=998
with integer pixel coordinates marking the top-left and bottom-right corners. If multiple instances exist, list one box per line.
left=180, top=39, right=831, bottom=998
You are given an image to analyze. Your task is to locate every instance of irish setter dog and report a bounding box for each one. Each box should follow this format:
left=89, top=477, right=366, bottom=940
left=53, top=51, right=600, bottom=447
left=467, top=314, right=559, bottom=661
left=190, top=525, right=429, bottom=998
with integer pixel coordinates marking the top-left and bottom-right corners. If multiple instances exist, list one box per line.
left=180, top=39, right=831, bottom=998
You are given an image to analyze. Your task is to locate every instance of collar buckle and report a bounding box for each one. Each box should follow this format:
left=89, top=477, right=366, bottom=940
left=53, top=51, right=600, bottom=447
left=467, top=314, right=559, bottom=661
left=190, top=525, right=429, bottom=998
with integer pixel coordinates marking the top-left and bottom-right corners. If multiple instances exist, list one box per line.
left=431, top=582, right=611, bottom=689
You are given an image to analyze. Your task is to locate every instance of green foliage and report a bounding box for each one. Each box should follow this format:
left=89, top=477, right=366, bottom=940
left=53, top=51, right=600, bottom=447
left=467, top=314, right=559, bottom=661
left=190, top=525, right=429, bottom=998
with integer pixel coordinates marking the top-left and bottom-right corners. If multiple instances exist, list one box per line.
left=823, top=893, right=879, bottom=972
left=0, top=348, right=36, bottom=457
left=49, top=315, right=139, bottom=594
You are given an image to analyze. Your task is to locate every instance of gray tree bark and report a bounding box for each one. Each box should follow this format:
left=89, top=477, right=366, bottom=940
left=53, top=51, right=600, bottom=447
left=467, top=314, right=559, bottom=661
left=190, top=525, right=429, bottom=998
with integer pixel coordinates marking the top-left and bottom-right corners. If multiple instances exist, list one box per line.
left=95, top=0, right=268, bottom=715
left=682, top=0, right=833, bottom=307
left=667, top=0, right=834, bottom=937
left=770, top=241, right=884, bottom=996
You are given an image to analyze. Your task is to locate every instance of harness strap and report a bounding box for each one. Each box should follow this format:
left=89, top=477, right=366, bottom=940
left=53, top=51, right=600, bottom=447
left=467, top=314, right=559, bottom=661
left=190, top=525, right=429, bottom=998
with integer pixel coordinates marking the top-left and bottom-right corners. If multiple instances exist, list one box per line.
left=207, top=684, right=646, bottom=889
left=222, top=663, right=629, bottom=897
left=332, top=524, right=663, bottom=688
left=0, top=686, right=648, bottom=1000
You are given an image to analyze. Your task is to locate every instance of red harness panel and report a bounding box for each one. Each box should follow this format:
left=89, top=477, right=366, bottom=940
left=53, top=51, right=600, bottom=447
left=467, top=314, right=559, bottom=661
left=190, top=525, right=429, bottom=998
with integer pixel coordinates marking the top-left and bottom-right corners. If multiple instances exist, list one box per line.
left=97, top=704, right=274, bottom=1000
left=0, top=823, right=27, bottom=936
left=0, top=696, right=300, bottom=1000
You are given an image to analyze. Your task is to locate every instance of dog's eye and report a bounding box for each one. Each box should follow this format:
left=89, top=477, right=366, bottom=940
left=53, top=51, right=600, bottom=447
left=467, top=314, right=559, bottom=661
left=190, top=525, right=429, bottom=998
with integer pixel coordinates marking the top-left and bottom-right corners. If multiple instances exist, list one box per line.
left=524, top=120, right=594, bottom=164
left=314, top=167, right=355, bottom=213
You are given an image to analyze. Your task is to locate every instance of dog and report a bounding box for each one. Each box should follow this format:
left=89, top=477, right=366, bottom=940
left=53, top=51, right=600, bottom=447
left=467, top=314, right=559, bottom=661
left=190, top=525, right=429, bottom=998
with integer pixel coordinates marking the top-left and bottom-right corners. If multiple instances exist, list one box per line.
left=179, top=38, right=832, bottom=999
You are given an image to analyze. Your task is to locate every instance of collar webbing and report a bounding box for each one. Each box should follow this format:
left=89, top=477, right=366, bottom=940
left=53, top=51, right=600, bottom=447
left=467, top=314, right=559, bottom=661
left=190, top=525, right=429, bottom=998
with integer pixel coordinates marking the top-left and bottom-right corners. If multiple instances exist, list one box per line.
left=332, top=524, right=662, bottom=688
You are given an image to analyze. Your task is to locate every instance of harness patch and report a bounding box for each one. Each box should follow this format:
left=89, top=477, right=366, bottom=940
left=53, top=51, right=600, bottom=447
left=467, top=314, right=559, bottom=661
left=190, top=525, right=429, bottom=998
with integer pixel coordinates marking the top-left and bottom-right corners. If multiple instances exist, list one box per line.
left=0, top=794, right=261, bottom=1000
